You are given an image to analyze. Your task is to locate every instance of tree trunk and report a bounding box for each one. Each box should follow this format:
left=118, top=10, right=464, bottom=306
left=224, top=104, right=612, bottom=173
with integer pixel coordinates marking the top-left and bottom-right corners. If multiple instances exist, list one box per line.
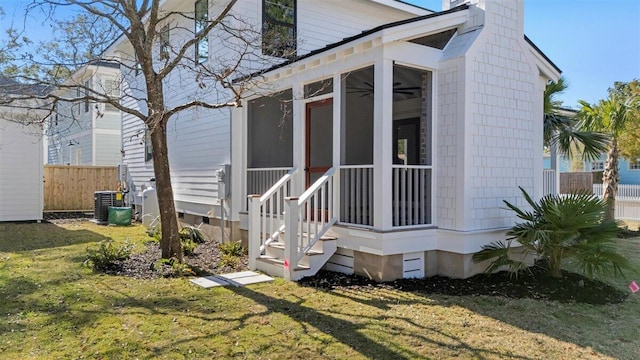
left=602, top=138, right=620, bottom=222
left=149, top=118, right=183, bottom=261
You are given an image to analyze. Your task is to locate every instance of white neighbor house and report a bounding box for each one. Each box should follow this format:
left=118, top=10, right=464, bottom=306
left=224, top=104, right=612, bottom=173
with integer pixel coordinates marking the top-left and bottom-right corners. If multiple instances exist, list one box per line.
left=47, top=62, right=122, bottom=166
left=0, top=77, right=46, bottom=222
left=113, top=0, right=560, bottom=281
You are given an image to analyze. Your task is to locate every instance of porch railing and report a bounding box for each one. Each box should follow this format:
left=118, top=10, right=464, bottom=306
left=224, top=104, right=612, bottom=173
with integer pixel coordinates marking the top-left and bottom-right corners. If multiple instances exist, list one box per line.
left=392, top=165, right=432, bottom=227
left=247, top=167, right=298, bottom=270
left=283, top=167, right=338, bottom=280
left=340, top=166, right=374, bottom=226
left=543, top=169, right=556, bottom=195
left=246, top=167, right=292, bottom=211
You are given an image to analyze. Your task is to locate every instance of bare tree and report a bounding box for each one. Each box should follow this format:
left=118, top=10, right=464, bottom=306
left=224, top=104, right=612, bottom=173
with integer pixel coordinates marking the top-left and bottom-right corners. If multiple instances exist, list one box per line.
left=0, top=0, right=272, bottom=260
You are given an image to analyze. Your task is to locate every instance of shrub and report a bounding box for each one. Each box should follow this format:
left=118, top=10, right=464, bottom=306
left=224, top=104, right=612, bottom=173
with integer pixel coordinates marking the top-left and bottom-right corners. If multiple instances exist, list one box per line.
left=84, top=239, right=134, bottom=271
left=220, top=241, right=245, bottom=257
left=152, top=257, right=195, bottom=277
left=179, top=225, right=206, bottom=244
left=181, top=238, right=197, bottom=256
left=473, top=187, right=631, bottom=279
left=218, top=253, right=240, bottom=269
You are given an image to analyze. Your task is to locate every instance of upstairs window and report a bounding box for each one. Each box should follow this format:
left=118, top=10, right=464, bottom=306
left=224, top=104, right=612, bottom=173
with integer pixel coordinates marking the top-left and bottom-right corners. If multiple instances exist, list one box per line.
left=262, top=0, right=296, bottom=58
left=591, top=160, right=604, bottom=171
left=629, top=159, right=640, bottom=170
left=195, top=0, right=209, bottom=64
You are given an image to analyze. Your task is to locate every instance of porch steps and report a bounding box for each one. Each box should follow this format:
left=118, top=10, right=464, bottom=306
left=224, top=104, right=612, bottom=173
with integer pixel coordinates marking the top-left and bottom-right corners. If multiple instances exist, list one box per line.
left=254, top=235, right=337, bottom=281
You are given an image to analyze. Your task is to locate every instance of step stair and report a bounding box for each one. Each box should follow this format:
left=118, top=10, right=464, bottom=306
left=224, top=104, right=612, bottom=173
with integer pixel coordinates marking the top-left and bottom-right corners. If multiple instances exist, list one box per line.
left=254, top=233, right=337, bottom=281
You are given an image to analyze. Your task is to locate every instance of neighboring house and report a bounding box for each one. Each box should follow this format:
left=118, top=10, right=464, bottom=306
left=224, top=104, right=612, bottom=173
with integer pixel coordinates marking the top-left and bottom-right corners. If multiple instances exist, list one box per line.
left=544, top=108, right=640, bottom=185
left=586, top=157, right=640, bottom=185
left=46, top=62, right=122, bottom=166
left=110, top=0, right=560, bottom=281
left=0, top=77, right=47, bottom=221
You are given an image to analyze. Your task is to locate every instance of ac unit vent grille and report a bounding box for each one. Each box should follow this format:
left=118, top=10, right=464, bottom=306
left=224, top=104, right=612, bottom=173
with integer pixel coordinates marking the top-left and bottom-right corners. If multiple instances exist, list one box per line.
left=94, top=191, right=123, bottom=223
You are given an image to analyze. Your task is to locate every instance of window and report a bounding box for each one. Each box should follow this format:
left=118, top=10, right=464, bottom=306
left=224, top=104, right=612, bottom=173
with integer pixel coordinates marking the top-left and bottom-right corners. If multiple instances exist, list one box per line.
left=195, top=0, right=208, bottom=64
left=262, top=0, right=296, bottom=58
left=84, top=80, right=90, bottom=113
left=304, top=78, right=333, bottom=99
left=145, top=129, right=153, bottom=162
left=591, top=160, right=604, bottom=171
left=629, top=159, right=640, bottom=170
left=160, top=24, right=170, bottom=60
left=102, top=77, right=120, bottom=97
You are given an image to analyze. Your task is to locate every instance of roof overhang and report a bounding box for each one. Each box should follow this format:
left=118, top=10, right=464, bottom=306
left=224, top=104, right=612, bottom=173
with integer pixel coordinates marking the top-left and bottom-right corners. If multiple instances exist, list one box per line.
left=525, top=36, right=561, bottom=82
left=241, top=5, right=470, bottom=83
left=370, top=0, right=433, bottom=15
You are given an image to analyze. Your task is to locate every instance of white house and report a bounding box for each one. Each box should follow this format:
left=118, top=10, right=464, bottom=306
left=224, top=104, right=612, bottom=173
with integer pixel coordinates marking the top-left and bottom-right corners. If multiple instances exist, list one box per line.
left=112, top=0, right=560, bottom=281
left=0, top=77, right=46, bottom=222
left=46, top=62, right=122, bottom=166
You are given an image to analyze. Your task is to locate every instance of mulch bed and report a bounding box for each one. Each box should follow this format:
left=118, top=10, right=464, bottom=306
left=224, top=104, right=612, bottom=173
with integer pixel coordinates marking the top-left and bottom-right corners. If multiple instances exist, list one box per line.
left=48, top=216, right=628, bottom=304
left=111, top=239, right=249, bottom=279
left=299, top=268, right=628, bottom=305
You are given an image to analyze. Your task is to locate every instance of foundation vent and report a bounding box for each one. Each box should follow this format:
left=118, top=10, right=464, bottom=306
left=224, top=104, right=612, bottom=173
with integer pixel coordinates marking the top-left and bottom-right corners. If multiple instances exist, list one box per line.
left=403, top=252, right=425, bottom=278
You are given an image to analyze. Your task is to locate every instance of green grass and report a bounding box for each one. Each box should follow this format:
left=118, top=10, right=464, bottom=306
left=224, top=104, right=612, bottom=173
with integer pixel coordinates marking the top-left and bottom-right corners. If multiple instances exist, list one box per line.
left=1, top=220, right=639, bottom=359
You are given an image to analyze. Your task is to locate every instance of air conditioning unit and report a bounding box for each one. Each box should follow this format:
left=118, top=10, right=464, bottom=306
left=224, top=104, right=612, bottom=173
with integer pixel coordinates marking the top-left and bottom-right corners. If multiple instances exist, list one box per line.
left=94, top=191, right=123, bottom=224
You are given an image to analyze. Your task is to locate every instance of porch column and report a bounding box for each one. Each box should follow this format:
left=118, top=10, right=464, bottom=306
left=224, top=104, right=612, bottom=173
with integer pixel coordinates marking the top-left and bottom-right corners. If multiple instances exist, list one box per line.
left=291, top=82, right=304, bottom=196
left=373, top=58, right=394, bottom=230
left=332, top=73, right=342, bottom=219
left=230, top=106, right=245, bottom=220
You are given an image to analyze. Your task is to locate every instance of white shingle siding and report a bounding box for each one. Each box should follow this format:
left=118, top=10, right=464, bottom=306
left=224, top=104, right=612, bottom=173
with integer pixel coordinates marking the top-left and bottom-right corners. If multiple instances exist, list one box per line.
left=0, top=119, right=43, bottom=221
left=455, top=0, right=537, bottom=231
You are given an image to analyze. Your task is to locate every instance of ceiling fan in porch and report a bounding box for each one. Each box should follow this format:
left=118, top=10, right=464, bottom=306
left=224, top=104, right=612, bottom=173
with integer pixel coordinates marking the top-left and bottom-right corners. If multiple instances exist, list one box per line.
left=346, top=81, right=420, bottom=97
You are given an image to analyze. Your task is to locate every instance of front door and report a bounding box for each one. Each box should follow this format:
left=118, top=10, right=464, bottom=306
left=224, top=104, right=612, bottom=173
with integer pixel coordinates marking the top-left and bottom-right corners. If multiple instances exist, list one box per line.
left=305, top=99, right=333, bottom=187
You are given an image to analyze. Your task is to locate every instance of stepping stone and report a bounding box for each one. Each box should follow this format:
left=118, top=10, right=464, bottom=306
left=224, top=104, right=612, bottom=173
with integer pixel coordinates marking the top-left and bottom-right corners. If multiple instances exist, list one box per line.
left=190, top=271, right=274, bottom=288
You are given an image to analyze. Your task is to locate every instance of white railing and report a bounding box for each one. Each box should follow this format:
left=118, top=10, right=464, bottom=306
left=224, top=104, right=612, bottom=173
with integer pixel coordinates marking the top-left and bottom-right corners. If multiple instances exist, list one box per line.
left=246, top=167, right=292, bottom=210
left=247, top=167, right=297, bottom=270
left=392, top=165, right=432, bottom=227
left=340, top=166, right=374, bottom=226
left=543, top=169, right=556, bottom=195
left=282, top=167, right=338, bottom=280
left=615, top=200, right=640, bottom=220
left=594, top=184, right=640, bottom=199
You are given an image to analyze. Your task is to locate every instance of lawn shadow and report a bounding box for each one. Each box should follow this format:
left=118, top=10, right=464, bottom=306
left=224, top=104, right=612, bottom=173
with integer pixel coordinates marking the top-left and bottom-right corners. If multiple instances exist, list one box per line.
left=297, top=269, right=637, bottom=360
left=0, top=221, right=111, bottom=252
left=229, top=285, right=538, bottom=360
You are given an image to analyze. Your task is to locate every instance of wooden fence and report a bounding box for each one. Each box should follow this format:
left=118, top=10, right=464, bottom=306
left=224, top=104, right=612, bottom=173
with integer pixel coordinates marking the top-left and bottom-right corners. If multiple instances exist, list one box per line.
left=44, top=165, right=119, bottom=211
left=559, top=172, right=596, bottom=194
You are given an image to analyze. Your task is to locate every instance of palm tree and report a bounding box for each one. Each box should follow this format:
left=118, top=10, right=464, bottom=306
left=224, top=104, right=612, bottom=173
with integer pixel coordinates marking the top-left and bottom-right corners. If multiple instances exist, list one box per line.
left=473, top=187, right=629, bottom=279
left=544, top=77, right=609, bottom=160
left=580, top=87, right=640, bottom=221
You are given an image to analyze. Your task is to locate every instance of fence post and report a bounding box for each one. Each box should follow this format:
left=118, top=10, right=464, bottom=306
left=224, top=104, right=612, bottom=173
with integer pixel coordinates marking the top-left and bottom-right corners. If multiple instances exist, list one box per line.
left=247, top=195, right=261, bottom=271
left=283, top=197, right=299, bottom=281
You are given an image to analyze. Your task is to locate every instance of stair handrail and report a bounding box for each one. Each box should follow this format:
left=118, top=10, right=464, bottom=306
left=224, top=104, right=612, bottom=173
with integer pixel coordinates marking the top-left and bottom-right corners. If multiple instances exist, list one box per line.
left=283, top=167, right=338, bottom=280
left=248, top=167, right=297, bottom=271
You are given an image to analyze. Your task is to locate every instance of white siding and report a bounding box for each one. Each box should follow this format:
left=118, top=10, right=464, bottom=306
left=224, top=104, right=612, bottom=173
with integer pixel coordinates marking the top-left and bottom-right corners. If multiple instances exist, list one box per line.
left=0, top=119, right=43, bottom=221
left=95, top=131, right=121, bottom=166
left=117, top=0, right=418, bottom=216
left=47, top=65, right=121, bottom=166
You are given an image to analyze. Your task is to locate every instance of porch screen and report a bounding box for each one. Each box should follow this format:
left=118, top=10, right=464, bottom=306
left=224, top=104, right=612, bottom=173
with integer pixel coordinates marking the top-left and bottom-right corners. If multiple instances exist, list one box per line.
left=341, top=66, right=374, bottom=165
left=247, top=90, right=293, bottom=168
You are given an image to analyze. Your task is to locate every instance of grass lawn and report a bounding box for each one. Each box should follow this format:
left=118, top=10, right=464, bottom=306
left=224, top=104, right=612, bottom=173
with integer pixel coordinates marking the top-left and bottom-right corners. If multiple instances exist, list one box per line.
left=1, top=220, right=639, bottom=359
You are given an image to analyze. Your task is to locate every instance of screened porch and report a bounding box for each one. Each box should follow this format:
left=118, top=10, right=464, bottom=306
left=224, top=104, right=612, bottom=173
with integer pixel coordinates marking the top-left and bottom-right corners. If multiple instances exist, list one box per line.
left=242, top=63, right=434, bottom=230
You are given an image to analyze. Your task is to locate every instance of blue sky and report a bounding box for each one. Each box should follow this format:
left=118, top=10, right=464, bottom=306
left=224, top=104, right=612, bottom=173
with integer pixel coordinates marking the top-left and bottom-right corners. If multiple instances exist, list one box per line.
left=2, top=0, right=639, bottom=108
left=410, top=0, right=640, bottom=108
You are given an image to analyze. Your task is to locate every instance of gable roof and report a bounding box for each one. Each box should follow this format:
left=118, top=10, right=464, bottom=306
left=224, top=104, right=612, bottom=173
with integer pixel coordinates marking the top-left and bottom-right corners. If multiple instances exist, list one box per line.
left=235, top=4, right=471, bottom=82
left=524, top=35, right=561, bottom=75
left=0, top=76, right=49, bottom=96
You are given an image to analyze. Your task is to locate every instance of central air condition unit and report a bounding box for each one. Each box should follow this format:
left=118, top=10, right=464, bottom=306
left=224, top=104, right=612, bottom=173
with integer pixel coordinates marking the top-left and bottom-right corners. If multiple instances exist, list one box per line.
left=94, top=191, right=123, bottom=224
